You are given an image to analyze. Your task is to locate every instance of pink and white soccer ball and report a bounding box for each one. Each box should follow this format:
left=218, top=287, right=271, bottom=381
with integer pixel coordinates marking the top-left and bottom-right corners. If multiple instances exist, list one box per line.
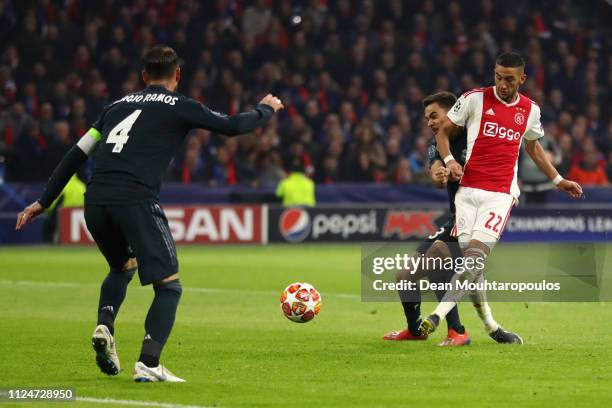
left=280, top=282, right=322, bottom=323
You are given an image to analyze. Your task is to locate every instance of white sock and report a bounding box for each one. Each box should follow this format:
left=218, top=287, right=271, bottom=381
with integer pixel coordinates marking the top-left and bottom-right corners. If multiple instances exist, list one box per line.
left=469, top=273, right=499, bottom=332
left=432, top=301, right=459, bottom=321
left=471, top=299, right=499, bottom=332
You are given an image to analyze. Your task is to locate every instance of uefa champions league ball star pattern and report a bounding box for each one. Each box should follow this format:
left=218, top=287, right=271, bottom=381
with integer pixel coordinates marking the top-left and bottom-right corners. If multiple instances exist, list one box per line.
left=280, top=282, right=322, bottom=323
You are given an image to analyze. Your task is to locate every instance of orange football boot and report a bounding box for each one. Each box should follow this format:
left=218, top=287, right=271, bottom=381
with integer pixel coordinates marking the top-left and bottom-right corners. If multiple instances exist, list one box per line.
left=383, top=329, right=427, bottom=341
left=438, top=328, right=471, bottom=346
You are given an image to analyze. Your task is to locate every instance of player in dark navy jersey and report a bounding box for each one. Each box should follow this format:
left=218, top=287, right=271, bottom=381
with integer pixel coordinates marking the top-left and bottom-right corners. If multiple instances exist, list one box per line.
left=383, top=92, right=470, bottom=346
left=383, top=92, right=521, bottom=345
left=16, top=45, right=284, bottom=382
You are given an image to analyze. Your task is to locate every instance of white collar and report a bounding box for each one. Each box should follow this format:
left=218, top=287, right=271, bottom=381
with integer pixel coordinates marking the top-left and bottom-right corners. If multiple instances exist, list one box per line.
left=493, top=86, right=520, bottom=106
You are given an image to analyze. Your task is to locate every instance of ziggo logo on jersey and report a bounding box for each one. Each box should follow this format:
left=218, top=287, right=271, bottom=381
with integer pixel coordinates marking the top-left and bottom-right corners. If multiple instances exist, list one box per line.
left=483, top=122, right=521, bottom=141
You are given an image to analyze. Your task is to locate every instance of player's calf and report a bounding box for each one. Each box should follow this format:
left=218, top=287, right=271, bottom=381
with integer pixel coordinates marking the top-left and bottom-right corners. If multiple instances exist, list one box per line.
left=394, top=253, right=425, bottom=336
left=425, top=243, right=488, bottom=329
left=97, top=263, right=136, bottom=336
left=138, top=276, right=182, bottom=375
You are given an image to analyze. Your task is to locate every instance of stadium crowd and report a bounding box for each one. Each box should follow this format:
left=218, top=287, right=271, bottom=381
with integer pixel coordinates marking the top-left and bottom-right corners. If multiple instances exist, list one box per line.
left=0, top=0, right=611, bottom=188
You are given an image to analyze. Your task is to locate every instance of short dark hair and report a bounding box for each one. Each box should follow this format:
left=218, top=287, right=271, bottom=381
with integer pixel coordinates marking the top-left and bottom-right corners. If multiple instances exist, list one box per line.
left=141, top=45, right=179, bottom=79
left=495, top=52, right=525, bottom=68
left=422, top=92, right=457, bottom=110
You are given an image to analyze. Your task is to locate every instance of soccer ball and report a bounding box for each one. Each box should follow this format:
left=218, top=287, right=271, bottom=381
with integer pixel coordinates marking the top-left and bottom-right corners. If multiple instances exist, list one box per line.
left=280, top=282, right=322, bottom=323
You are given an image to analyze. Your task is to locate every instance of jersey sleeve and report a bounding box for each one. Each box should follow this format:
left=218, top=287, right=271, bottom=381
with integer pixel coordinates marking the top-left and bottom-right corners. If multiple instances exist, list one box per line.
left=38, top=145, right=88, bottom=208
left=88, top=103, right=115, bottom=144
left=523, top=103, right=545, bottom=141
left=180, top=99, right=274, bottom=136
left=90, top=103, right=113, bottom=134
left=446, top=92, right=473, bottom=127
left=427, top=138, right=442, bottom=167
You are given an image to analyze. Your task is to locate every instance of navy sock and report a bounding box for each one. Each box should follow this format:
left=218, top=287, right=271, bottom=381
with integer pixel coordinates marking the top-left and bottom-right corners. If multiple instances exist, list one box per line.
left=139, top=279, right=182, bottom=367
left=399, top=288, right=421, bottom=335
left=430, top=269, right=464, bottom=333
left=97, top=266, right=135, bottom=335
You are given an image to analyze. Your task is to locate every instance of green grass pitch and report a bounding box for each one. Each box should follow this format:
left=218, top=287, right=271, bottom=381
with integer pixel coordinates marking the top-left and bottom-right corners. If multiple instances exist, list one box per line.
left=0, top=244, right=610, bottom=407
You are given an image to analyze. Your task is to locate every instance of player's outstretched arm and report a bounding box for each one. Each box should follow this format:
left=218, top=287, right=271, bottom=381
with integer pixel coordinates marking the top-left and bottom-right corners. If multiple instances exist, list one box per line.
left=186, top=94, right=283, bottom=136
left=435, top=117, right=462, bottom=181
left=15, top=130, right=99, bottom=230
left=524, top=139, right=583, bottom=198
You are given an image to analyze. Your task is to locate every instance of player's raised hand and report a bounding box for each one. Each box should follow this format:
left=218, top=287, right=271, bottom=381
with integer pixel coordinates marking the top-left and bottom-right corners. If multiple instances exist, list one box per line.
left=447, top=160, right=463, bottom=181
left=557, top=179, right=583, bottom=199
left=15, top=201, right=45, bottom=230
left=260, top=94, right=284, bottom=112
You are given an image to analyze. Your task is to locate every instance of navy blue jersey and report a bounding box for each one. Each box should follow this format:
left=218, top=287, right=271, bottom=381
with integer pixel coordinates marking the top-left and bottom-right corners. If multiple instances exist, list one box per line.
left=86, top=85, right=273, bottom=204
left=427, top=129, right=467, bottom=214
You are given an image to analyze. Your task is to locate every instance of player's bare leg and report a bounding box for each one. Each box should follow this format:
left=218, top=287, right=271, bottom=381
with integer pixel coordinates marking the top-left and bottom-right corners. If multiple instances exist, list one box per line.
left=419, top=238, right=490, bottom=334
left=419, top=237, right=523, bottom=343
left=93, top=257, right=138, bottom=375
left=134, top=272, right=185, bottom=382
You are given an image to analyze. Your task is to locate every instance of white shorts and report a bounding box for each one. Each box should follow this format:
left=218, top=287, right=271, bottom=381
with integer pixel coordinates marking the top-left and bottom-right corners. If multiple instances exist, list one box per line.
left=451, top=186, right=514, bottom=243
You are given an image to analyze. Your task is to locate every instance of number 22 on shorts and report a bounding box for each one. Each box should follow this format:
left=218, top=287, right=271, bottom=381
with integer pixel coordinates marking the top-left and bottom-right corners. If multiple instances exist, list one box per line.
left=485, top=211, right=503, bottom=233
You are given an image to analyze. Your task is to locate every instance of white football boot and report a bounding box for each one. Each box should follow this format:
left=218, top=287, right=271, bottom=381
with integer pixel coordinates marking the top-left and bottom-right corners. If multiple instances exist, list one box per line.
left=133, top=361, right=186, bottom=382
left=92, top=324, right=120, bottom=375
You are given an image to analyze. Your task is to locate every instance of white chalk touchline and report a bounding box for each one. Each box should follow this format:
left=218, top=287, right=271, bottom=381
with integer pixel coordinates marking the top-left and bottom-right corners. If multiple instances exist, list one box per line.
left=0, top=279, right=360, bottom=299
left=76, top=396, right=213, bottom=408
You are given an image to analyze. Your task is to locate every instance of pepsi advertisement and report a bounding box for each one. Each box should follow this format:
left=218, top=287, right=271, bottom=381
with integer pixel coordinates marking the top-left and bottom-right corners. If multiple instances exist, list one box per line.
left=269, top=207, right=446, bottom=243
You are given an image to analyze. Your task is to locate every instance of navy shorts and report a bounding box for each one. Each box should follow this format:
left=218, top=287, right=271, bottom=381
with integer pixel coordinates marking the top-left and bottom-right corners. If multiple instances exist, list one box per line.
left=84, top=201, right=178, bottom=285
left=416, top=217, right=462, bottom=259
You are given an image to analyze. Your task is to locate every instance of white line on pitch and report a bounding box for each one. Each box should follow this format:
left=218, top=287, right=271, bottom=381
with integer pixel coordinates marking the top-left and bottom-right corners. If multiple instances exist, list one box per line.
left=76, top=396, right=214, bottom=408
left=0, top=280, right=360, bottom=299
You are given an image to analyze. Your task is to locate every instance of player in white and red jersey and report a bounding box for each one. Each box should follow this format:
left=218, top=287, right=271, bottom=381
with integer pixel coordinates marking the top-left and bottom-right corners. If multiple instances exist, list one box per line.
left=419, top=52, right=583, bottom=341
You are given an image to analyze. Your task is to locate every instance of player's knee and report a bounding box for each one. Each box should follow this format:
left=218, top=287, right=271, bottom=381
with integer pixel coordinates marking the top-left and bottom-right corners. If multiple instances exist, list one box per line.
left=458, top=233, right=471, bottom=250
left=395, top=251, right=422, bottom=282
left=470, top=232, right=497, bottom=252
left=154, top=279, right=182, bottom=298
left=427, top=240, right=451, bottom=259
left=395, top=267, right=412, bottom=283
left=461, top=246, right=487, bottom=280
left=155, top=272, right=179, bottom=285
left=109, top=265, right=135, bottom=282
left=122, top=257, right=138, bottom=272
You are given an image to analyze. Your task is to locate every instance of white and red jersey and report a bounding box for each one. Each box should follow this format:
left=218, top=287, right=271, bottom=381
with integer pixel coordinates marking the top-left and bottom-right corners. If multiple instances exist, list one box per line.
left=446, top=86, right=544, bottom=199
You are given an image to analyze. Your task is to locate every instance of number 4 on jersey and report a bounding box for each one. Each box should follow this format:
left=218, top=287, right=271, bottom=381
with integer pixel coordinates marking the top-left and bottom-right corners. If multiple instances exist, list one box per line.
left=107, top=109, right=142, bottom=153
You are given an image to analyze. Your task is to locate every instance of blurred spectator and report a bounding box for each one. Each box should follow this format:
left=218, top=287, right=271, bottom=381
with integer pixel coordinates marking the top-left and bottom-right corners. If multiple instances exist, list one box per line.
left=567, top=144, right=609, bottom=187
left=172, top=134, right=209, bottom=184
left=0, top=0, right=609, bottom=189
left=259, top=150, right=285, bottom=188
left=519, top=136, right=561, bottom=204
left=210, top=145, right=236, bottom=187
left=393, top=158, right=414, bottom=185
left=408, top=135, right=430, bottom=184
left=275, top=159, right=316, bottom=207
left=7, top=118, right=48, bottom=181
